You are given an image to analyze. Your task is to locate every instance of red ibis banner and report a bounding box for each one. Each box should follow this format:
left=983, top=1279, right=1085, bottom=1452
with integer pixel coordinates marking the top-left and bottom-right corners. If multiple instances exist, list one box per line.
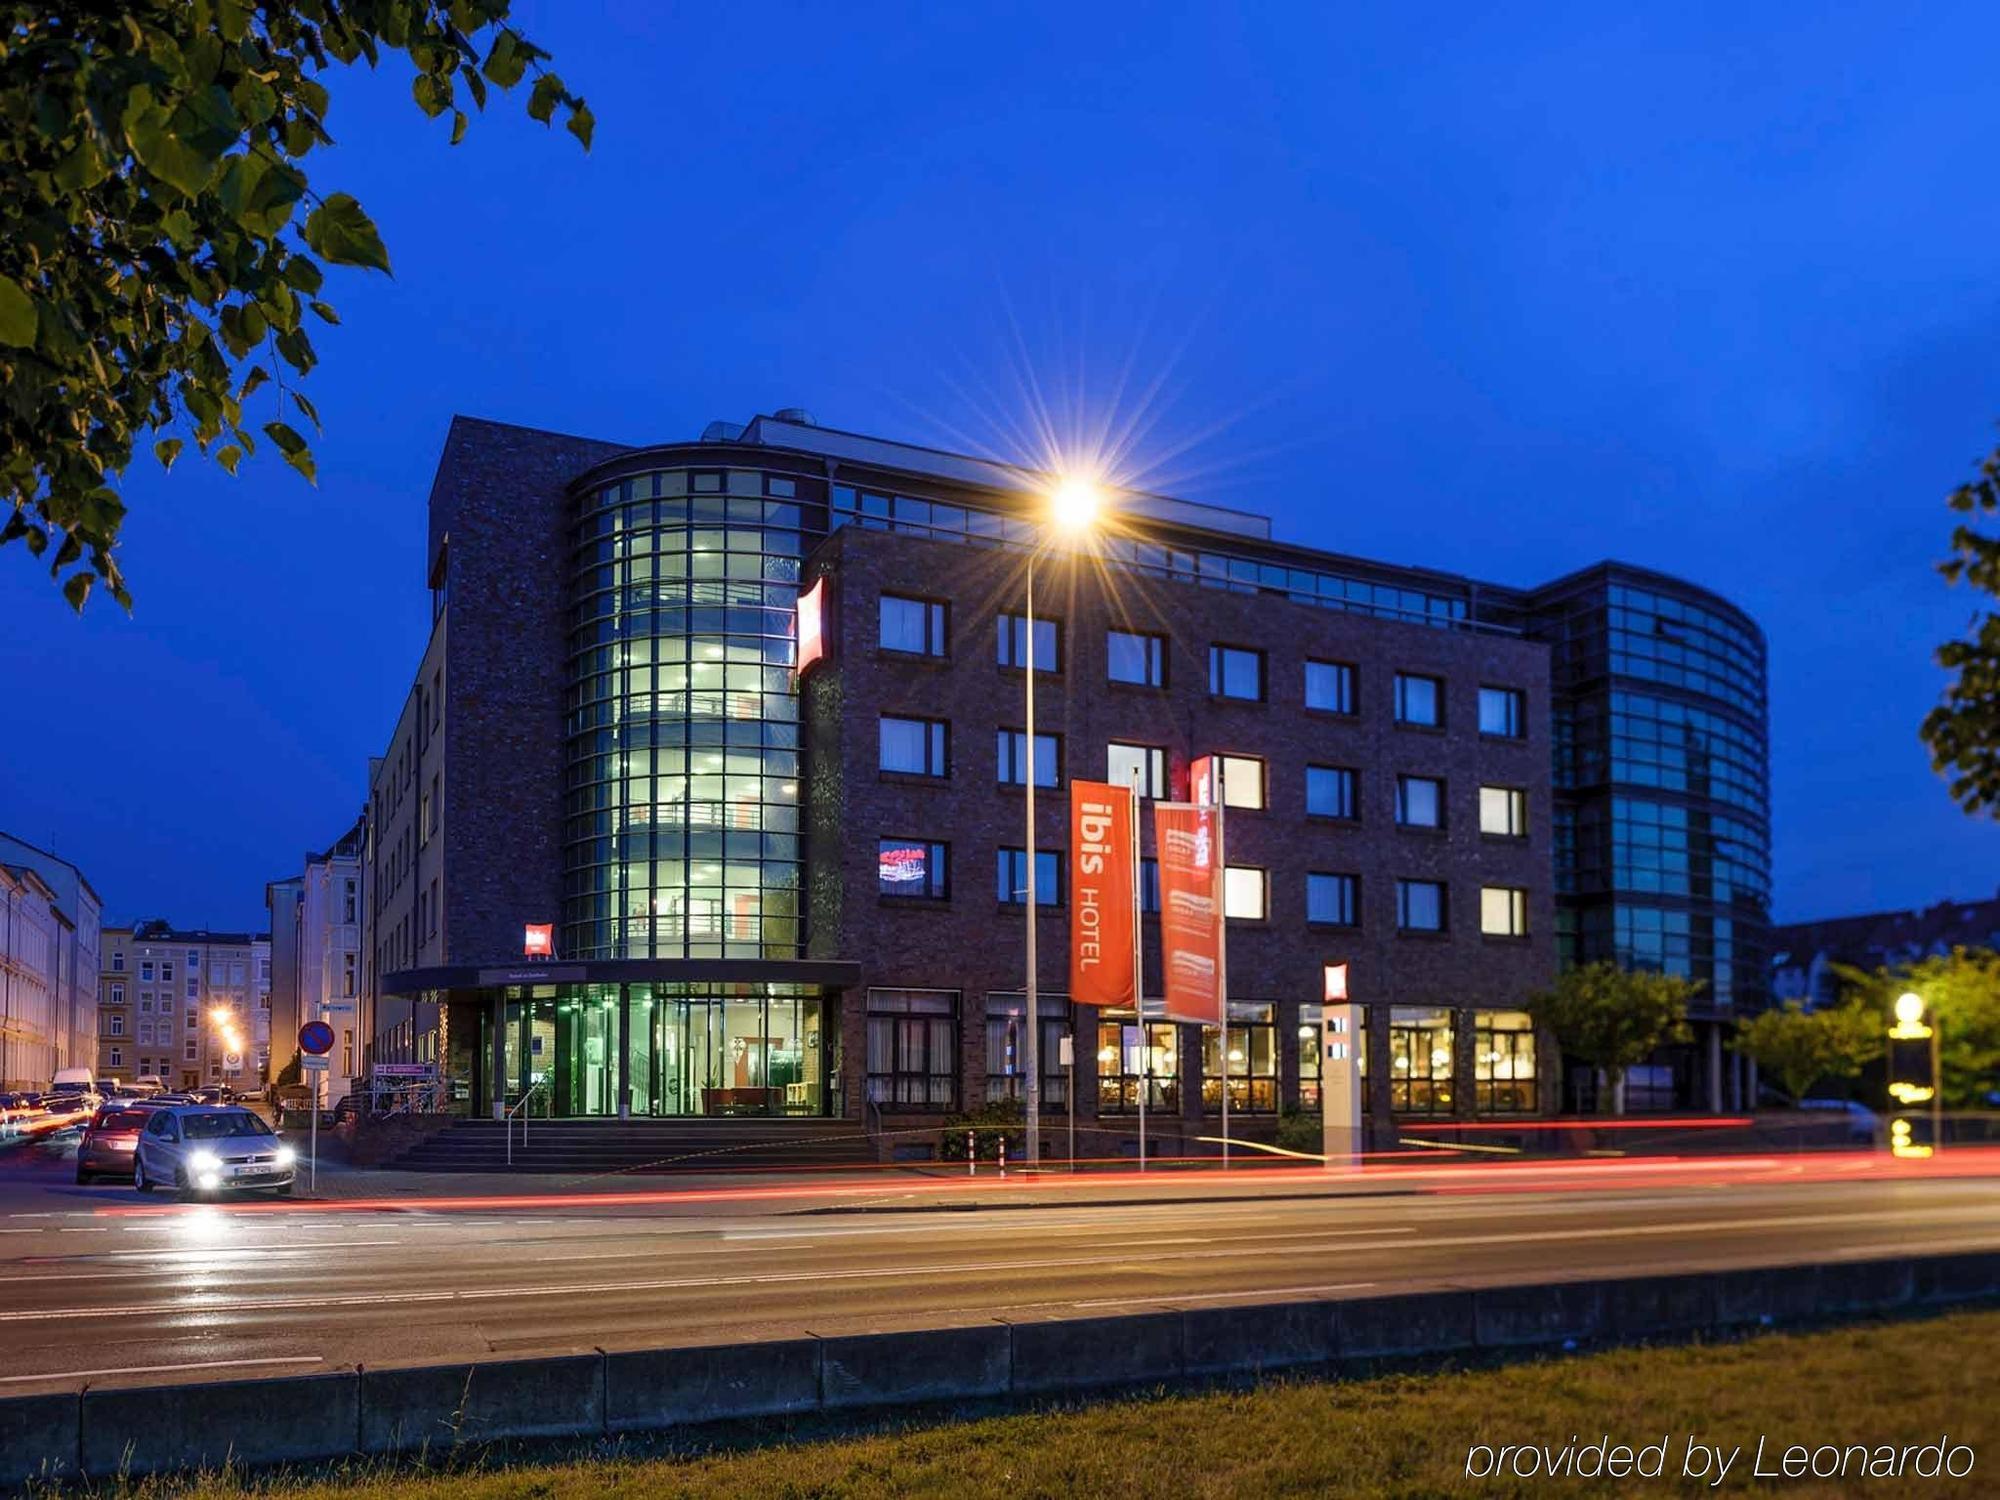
left=1068, top=781, right=1136, bottom=1009
left=1153, top=801, right=1223, bottom=1025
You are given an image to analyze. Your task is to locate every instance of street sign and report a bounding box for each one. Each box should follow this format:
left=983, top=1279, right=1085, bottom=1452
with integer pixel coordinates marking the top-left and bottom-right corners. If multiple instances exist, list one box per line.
left=223, top=1052, right=242, bottom=1070
left=301, top=1055, right=330, bottom=1072
left=373, top=1062, right=433, bottom=1077
left=298, top=1020, right=335, bottom=1056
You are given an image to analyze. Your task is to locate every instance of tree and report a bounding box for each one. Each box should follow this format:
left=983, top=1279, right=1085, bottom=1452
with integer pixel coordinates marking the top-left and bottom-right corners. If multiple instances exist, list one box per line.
left=1833, top=947, right=2000, bottom=1110
left=1, top=2, right=592, bottom=611
left=1730, top=1001, right=1882, bottom=1103
left=1527, top=961, right=1698, bottom=1115
left=1921, top=441, right=2000, bottom=815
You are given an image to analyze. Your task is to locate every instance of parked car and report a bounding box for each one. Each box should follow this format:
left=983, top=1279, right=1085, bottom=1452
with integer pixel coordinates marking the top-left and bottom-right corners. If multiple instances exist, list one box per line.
left=1798, top=1098, right=1880, bottom=1143
left=190, top=1085, right=236, bottom=1107
left=132, top=1106, right=295, bottom=1198
left=0, top=1093, right=42, bottom=1136
left=75, top=1105, right=153, bottom=1183
left=40, top=1093, right=98, bottom=1126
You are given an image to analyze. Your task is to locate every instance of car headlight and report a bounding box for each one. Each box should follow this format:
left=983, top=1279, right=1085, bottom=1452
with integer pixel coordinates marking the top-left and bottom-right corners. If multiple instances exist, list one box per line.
left=274, top=1146, right=296, bottom=1167
left=188, top=1150, right=222, bottom=1174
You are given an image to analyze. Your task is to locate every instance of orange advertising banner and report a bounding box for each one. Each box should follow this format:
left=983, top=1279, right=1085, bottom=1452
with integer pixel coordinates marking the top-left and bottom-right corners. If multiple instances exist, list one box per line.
left=1069, top=781, right=1136, bottom=1009
left=1153, top=801, right=1223, bottom=1026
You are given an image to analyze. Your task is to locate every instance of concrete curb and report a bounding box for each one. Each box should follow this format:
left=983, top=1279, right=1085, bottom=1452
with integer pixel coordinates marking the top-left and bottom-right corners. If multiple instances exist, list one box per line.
left=3, top=1249, right=1994, bottom=1484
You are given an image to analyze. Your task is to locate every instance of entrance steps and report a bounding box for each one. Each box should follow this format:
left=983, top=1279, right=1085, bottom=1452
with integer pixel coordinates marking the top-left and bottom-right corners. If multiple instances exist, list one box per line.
left=383, top=1116, right=877, bottom=1174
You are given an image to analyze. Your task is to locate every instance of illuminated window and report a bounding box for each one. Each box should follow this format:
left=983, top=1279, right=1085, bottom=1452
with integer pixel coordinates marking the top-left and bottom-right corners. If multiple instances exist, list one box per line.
left=1107, top=742, right=1168, bottom=799
left=1480, top=786, right=1527, bottom=838
left=1216, top=755, right=1265, bottom=809
left=880, top=716, right=949, bottom=777
left=1480, top=886, right=1528, bottom=937
left=878, top=838, right=949, bottom=900
left=1224, top=866, right=1267, bottom=920
left=997, top=613, right=1061, bottom=673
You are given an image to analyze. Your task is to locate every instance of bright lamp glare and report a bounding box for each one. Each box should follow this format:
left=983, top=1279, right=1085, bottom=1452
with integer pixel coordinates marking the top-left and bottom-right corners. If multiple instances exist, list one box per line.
left=1048, top=476, right=1103, bottom=533
left=1895, top=991, right=1925, bottom=1026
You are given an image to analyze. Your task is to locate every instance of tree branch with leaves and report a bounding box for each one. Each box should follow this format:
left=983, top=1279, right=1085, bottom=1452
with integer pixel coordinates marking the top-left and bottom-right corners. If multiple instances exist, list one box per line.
left=1527, top=961, right=1699, bottom=1115
left=1922, top=439, right=2000, bottom=813
left=0, top=1, right=592, bottom=610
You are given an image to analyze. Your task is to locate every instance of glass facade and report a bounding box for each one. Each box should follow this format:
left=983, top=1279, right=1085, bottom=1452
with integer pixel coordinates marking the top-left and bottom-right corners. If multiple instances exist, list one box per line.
left=1532, top=569, right=1770, bottom=1017
left=564, top=467, right=807, bottom=961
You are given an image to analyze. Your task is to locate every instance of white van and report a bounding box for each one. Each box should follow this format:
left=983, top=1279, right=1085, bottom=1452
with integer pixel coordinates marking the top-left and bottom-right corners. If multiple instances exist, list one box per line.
left=50, top=1067, right=96, bottom=1094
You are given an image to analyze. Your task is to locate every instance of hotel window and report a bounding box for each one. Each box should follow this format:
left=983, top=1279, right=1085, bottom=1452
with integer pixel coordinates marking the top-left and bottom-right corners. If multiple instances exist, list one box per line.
left=1097, top=1015, right=1179, bottom=1114
left=878, top=838, right=949, bottom=899
left=1480, top=785, right=1527, bottom=838
left=864, top=989, right=959, bottom=1111
left=880, top=593, right=948, bottom=657
left=997, top=847, right=1062, bottom=906
left=1395, top=775, right=1443, bottom=828
left=1202, top=1003, right=1278, bottom=1113
left=1479, top=685, right=1525, bottom=739
left=1389, top=1006, right=1454, bottom=1114
left=984, top=993, right=1071, bottom=1109
left=1208, top=644, right=1264, bottom=701
left=997, top=729, right=1061, bottom=788
left=1305, top=659, right=1357, bottom=715
left=1306, top=765, right=1358, bottom=820
left=1307, top=872, right=1359, bottom=927
left=1223, top=866, right=1267, bottom=921
left=1107, top=742, right=1168, bottom=799
left=997, top=612, right=1061, bottom=673
left=1480, top=885, right=1528, bottom=937
left=1106, top=629, right=1166, bottom=687
left=1394, top=672, right=1441, bottom=727
left=1397, top=879, right=1446, bottom=932
left=879, top=715, right=949, bottom=776
left=1216, top=755, right=1265, bottom=810
left=1475, top=1011, right=1536, bottom=1113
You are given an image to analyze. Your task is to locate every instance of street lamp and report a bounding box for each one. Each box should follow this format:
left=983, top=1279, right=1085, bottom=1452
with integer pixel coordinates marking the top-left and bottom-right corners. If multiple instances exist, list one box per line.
left=1888, top=990, right=1941, bottom=1158
left=1023, top=474, right=1104, bottom=1174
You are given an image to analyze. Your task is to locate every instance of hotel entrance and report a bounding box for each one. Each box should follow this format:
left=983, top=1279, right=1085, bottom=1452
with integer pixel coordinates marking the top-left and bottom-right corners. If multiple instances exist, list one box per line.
left=476, top=981, right=832, bottom=1118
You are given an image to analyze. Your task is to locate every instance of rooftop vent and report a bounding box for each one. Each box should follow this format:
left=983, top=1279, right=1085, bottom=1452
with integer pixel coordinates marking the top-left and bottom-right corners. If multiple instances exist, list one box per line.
left=773, top=407, right=817, bottom=426
left=699, top=420, right=745, bottom=442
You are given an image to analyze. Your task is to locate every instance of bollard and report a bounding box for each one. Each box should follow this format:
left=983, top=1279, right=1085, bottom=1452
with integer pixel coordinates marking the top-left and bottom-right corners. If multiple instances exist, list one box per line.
left=967, top=1130, right=976, bottom=1176
left=999, top=1135, right=1008, bottom=1178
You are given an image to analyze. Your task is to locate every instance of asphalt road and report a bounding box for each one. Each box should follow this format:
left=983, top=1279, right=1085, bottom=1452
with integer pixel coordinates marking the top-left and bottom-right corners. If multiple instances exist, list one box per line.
left=0, top=1134, right=1994, bottom=1396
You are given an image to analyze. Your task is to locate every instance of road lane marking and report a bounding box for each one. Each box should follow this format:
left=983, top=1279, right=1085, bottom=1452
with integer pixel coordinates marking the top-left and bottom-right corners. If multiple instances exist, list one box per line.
left=1076, top=1282, right=1376, bottom=1309
left=0, top=1355, right=324, bottom=1385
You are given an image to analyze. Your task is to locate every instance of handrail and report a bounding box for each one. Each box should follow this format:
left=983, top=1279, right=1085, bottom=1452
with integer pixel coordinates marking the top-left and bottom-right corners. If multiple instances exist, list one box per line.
left=505, top=1081, right=548, bottom=1167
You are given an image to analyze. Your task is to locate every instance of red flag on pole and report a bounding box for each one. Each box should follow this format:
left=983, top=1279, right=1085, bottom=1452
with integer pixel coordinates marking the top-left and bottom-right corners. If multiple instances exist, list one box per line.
left=1069, top=781, right=1136, bottom=1009
left=1153, top=801, right=1223, bottom=1026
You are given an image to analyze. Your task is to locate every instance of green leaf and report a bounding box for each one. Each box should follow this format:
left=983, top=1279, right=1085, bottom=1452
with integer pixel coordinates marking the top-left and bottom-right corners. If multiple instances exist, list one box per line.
left=154, top=437, right=184, bottom=472
left=527, top=73, right=563, bottom=124
left=450, top=109, right=468, bottom=145
left=124, top=91, right=219, bottom=198
left=566, top=100, right=595, bottom=150
left=292, top=391, right=322, bottom=433
left=62, top=573, right=94, bottom=612
left=243, top=162, right=307, bottom=235
left=413, top=73, right=446, bottom=118
left=264, top=421, right=316, bottom=483
left=281, top=256, right=325, bottom=295
left=52, top=135, right=110, bottom=193
left=308, top=300, right=341, bottom=325
left=483, top=31, right=527, bottom=88
left=239, top=365, right=270, bottom=401
left=302, top=193, right=392, bottom=274
left=216, top=444, right=245, bottom=476
left=0, top=278, right=36, bottom=347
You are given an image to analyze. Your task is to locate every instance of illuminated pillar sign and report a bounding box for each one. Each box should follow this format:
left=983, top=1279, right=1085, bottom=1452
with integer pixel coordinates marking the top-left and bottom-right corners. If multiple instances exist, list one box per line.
left=523, top=923, right=554, bottom=959
left=795, top=577, right=829, bottom=678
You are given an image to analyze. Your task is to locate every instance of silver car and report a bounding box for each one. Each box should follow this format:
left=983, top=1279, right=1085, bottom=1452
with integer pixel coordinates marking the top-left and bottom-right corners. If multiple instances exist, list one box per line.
left=132, top=1106, right=297, bottom=1198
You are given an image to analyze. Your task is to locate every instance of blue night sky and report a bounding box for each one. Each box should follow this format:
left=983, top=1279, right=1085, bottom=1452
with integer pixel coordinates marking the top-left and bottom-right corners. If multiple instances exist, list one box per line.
left=4, top=2, right=1998, bottom=930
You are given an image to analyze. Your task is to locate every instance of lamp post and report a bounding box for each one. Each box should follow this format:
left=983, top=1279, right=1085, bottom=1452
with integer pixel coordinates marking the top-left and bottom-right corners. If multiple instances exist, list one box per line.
left=1889, top=990, right=1942, bottom=1158
left=1023, top=477, right=1103, bottom=1174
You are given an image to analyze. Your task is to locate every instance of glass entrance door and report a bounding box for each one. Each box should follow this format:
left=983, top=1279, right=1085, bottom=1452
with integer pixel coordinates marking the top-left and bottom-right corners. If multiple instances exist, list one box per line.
left=637, top=991, right=826, bottom=1116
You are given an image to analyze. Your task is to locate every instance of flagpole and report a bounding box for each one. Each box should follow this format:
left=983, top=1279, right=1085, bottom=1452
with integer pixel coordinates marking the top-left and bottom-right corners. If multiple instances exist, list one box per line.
left=1215, top=759, right=1229, bottom=1169
left=1130, top=767, right=1146, bottom=1173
